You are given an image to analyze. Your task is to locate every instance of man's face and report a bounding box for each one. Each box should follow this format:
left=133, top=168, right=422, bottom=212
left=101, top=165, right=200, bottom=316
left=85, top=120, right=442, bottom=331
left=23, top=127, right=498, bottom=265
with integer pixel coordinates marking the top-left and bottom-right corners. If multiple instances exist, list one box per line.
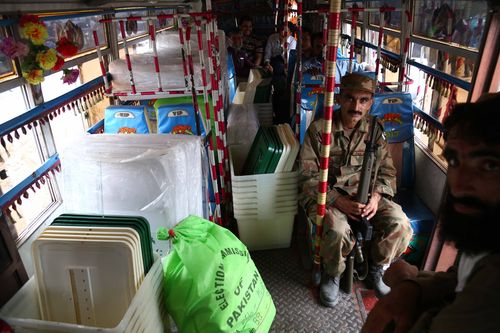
left=240, top=20, right=252, bottom=36
left=338, top=89, right=373, bottom=129
left=440, top=134, right=500, bottom=253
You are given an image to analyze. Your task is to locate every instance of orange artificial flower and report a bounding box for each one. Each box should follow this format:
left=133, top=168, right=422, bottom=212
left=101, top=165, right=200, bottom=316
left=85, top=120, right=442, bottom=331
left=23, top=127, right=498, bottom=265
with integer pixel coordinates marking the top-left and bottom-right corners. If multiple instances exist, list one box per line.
left=22, top=69, right=44, bottom=85
left=20, top=22, right=48, bottom=45
left=36, top=48, right=57, bottom=70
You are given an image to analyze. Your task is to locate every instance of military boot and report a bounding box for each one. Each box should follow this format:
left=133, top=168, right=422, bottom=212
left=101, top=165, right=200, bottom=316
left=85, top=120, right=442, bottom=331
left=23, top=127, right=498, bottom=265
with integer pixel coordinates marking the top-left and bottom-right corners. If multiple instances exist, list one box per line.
left=319, top=273, right=340, bottom=307
left=365, top=265, right=390, bottom=298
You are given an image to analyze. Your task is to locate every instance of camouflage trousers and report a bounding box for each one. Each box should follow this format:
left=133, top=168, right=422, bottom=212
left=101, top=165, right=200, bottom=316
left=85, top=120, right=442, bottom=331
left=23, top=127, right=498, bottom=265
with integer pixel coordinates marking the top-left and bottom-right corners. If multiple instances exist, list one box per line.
left=309, top=197, right=412, bottom=277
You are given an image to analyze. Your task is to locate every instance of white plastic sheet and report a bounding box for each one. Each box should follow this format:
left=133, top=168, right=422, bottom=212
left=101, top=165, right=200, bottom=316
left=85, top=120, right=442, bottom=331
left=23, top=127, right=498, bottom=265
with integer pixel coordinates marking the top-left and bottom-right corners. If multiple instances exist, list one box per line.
left=60, top=134, right=204, bottom=256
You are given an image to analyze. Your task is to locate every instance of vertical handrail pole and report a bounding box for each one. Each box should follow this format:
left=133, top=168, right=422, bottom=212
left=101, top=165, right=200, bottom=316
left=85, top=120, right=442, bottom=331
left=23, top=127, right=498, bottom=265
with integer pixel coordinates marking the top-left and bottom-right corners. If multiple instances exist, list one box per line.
left=92, top=30, right=111, bottom=94
left=148, top=19, right=163, bottom=92
left=312, top=0, right=342, bottom=286
left=118, top=20, right=137, bottom=94
left=295, top=0, right=303, bottom=139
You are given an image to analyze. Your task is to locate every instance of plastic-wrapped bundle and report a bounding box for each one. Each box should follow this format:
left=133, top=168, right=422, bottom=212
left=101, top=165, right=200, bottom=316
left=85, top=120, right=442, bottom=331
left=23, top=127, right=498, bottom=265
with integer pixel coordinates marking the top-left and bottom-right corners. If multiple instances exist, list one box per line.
left=227, top=104, right=260, bottom=164
left=59, top=134, right=205, bottom=256
left=108, top=30, right=227, bottom=93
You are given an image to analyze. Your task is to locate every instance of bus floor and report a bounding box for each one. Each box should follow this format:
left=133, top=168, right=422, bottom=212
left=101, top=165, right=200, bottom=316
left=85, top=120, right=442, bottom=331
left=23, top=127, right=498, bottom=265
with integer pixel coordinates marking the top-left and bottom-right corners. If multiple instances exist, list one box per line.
left=249, top=219, right=379, bottom=332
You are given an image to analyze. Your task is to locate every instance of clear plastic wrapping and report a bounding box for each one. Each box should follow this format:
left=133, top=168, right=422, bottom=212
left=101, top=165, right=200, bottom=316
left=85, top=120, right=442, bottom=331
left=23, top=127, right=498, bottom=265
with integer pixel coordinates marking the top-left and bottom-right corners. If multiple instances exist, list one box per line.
left=108, top=30, right=227, bottom=93
left=60, top=134, right=204, bottom=256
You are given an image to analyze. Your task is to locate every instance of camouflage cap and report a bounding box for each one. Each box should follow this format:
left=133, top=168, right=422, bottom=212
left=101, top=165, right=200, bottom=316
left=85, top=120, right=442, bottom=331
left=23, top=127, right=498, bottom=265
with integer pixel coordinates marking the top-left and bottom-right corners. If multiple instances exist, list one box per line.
left=340, top=73, right=376, bottom=94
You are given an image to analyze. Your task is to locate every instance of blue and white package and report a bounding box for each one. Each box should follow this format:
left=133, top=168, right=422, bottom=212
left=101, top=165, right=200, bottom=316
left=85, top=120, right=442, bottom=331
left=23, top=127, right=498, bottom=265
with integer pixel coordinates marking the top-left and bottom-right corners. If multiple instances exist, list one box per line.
left=154, top=96, right=208, bottom=136
left=104, top=106, right=151, bottom=134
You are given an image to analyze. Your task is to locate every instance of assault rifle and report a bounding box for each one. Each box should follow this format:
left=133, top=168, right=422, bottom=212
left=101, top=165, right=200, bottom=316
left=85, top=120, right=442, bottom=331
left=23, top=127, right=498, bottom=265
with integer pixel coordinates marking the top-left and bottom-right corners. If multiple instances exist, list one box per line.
left=342, top=116, right=380, bottom=292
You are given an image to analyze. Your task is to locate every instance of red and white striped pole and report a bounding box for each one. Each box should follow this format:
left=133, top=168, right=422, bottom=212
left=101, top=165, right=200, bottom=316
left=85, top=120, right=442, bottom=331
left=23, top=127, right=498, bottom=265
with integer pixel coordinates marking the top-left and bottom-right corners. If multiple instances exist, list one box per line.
left=208, top=20, right=230, bottom=197
left=92, top=30, right=111, bottom=94
left=312, top=0, right=342, bottom=286
left=118, top=20, right=137, bottom=94
left=197, top=19, right=227, bottom=209
left=348, top=10, right=358, bottom=73
left=295, top=0, right=303, bottom=139
left=148, top=19, right=163, bottom=92
left=374, top=8, right=386, bottom=87
left=177, top=19, right=192, bottom=93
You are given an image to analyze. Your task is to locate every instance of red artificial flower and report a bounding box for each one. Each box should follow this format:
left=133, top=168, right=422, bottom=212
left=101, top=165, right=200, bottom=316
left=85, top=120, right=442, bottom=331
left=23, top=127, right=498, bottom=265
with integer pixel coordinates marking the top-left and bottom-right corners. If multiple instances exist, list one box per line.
left=52, top=56, right=65, bottom=71
left=56, top=37, right=78, bottom=58
left=19, top=15, right=44, bottom=28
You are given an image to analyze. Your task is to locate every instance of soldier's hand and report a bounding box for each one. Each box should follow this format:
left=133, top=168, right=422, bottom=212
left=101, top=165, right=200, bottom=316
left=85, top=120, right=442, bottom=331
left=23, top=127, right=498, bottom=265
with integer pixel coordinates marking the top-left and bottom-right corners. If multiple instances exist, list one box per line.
left=361, top=192, right=382, bottom=219
left=333, top=195, right=365, bottom=220
left=362, top=281, right=420, bottom=333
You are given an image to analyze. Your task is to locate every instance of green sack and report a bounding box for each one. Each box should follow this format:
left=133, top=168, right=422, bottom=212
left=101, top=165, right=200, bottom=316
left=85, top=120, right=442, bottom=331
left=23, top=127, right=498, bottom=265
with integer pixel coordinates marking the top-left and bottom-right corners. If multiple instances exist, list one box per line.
left=160, top=216, right=275, bottom=333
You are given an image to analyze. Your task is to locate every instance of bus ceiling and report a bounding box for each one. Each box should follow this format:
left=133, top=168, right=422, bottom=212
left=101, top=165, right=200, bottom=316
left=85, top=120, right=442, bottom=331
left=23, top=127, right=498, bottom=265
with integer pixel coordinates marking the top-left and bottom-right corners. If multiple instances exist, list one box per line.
left=0, top=0, right=201, bottom=13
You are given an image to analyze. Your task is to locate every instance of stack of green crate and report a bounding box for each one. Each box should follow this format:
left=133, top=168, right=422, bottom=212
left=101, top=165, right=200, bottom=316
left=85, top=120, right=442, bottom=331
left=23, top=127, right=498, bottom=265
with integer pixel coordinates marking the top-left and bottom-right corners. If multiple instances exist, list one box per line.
left=242, top=126, right=283, bottom=175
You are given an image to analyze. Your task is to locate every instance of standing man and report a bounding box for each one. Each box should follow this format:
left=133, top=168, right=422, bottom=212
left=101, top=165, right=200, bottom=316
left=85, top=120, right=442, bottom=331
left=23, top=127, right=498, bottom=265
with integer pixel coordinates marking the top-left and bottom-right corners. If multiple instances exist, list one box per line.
left=299, top=73, right=412, bottom=307
left=362, top=93, right=500, bottom=333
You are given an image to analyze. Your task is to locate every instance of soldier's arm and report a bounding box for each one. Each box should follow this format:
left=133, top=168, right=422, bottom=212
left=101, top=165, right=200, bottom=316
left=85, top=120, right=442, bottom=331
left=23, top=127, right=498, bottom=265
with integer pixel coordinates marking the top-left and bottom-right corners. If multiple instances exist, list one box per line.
left=373, top=123, right=397, bottom=198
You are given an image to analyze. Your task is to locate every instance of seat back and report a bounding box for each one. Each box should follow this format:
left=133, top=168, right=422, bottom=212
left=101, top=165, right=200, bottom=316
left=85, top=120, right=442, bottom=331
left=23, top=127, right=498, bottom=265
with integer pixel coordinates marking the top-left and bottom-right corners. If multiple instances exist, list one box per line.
left=369, top=92, right=415, bottom=189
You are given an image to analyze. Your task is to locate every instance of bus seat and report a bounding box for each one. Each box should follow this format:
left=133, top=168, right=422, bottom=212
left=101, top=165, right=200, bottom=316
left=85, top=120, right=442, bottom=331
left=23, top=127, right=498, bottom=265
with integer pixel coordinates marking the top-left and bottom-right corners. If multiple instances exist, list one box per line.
left=370, top=92, right=435, bottom=267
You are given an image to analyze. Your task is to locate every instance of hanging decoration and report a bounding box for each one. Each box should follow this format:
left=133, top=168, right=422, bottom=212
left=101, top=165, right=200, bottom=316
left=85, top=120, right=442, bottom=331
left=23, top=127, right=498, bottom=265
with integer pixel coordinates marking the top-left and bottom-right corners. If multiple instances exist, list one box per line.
left=2, top=158, right=62, bottom=224
left=0, top=82, right=105, bottom=157
left=0, top=14, right=82, bottom=85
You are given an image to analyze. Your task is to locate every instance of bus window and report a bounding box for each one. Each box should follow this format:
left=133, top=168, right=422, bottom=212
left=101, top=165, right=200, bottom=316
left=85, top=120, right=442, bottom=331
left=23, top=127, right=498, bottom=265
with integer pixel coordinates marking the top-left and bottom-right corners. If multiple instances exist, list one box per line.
left=115, top=10, right=148, bottom=41
left=41, top=67, right=82, bottom=102
left=44, top=14, right=106, bottom=56
left=413, top=0, right=488, bottom=51
left=0, top=128, right=41, bottom=196
left=369, top=0, right=402, bottom=30
left=6, top=181, right=57, bottom=245
left=411, top=43, right=475, bottom=82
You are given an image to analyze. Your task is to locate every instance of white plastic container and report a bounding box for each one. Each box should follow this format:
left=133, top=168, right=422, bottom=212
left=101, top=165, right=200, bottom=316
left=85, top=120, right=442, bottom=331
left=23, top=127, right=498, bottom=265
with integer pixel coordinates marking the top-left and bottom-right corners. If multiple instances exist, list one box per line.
left=0, top=256, right=169, bottom=333
left=230, top=148, right=297, bottom=250
left=236, top=213, right=296, bottom=251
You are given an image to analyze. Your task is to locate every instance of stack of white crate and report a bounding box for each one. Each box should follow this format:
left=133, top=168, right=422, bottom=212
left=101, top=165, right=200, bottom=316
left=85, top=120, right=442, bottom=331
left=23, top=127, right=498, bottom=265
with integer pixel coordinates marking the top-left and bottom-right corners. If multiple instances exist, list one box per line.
left=230, top=148, right=298, bottom=250
left=0, top=256, right=171, bottom=333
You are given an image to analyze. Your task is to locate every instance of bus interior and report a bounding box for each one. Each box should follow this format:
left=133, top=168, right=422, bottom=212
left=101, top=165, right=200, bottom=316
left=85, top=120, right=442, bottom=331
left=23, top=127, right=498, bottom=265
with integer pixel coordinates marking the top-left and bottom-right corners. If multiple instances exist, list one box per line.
left=0, top=0, right=499, bottom=332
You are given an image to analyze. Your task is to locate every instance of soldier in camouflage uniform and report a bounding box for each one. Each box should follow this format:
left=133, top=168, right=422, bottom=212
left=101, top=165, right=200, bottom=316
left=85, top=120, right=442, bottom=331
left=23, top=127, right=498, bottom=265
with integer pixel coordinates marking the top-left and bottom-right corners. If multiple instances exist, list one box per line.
left=299, top=73, right=412, bottom=307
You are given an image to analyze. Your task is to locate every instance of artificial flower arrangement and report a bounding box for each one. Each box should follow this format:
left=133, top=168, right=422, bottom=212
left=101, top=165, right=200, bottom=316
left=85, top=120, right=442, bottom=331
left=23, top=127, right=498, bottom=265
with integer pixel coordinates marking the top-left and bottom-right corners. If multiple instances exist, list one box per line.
left=0, top=14, right=81, bottom=85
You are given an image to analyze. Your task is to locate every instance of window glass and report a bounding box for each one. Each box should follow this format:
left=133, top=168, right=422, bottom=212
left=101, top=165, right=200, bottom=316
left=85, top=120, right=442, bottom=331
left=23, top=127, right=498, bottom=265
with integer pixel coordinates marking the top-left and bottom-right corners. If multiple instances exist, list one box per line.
left=45, top=15, right=106, bottom=55
left=413, top=0, right=488, bottom=50
left=344, top=1, right=365, bottom=22
left=50, top=100, right=87, bottom=153
left=79, top=58, right=109, bottom=126
left=0, top=130, right=41, bottom=195
left=0, top=53, right=14, bottom=78
left=8, top=181, right=58, bottom=243
left=408, top=63, right=468, bottom=123
left=154, top=9, right=175, bottom=30
left=366, top=29, right=401, bottom=54
left=41, top=67, right=82, bottom=102
left=0, top=87, right=28, bottom=124
left=0, top=29, right=15, bottom=79
left=79, top=57, right=101, bottom=83
left=410, top=42, right=475, bottom=82
left=115, top=10, right=148, bottom=41
left=369, top=0, right=402, bottom=30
